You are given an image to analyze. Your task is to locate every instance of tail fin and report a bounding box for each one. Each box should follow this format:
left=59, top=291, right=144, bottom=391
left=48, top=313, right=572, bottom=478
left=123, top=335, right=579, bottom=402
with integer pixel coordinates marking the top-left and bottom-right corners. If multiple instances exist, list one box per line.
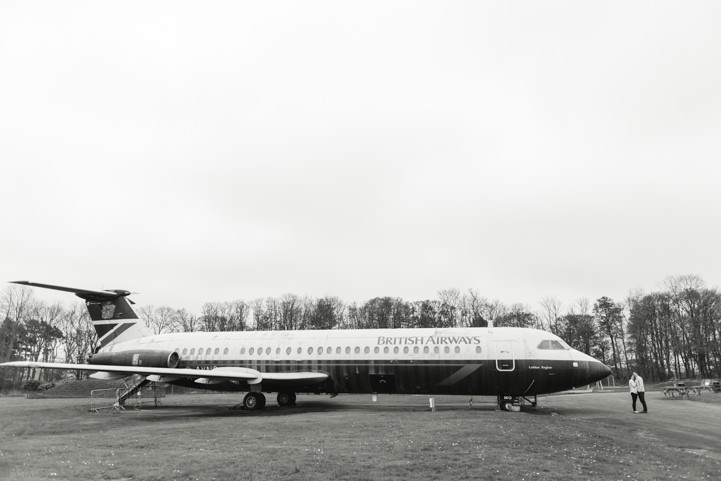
left=10, top=281, right=148, bottom=351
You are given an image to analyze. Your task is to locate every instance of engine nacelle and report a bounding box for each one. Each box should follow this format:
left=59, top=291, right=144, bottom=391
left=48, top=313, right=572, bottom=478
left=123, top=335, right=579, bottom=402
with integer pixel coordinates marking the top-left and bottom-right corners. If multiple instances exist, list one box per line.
left=90, top=350, right=180, bottom=369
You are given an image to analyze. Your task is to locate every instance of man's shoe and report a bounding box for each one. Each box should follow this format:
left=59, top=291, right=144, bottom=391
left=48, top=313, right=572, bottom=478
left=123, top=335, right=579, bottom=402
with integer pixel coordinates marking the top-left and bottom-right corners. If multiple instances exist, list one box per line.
left=633, top=411, right=639, bottom=413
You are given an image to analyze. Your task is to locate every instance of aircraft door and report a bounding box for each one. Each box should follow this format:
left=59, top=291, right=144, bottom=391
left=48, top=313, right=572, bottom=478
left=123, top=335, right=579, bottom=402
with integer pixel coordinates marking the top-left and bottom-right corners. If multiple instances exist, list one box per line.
left=494, top=340, right=515, bottom=371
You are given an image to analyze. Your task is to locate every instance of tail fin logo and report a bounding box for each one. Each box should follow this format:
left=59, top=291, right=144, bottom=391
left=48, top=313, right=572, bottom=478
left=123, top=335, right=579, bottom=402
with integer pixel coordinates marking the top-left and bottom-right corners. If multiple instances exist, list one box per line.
left=101, top=303, right=116, bottom=320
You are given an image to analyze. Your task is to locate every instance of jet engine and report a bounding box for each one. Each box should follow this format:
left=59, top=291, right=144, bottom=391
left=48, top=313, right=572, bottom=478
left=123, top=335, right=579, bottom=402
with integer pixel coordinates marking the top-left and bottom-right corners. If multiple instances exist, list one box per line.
left=90, top=350, right=180, bottom=369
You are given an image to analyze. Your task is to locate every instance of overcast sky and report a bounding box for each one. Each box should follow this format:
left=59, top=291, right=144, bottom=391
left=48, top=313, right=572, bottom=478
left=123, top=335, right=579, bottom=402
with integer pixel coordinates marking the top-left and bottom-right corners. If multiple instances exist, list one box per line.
left=1, top=1, right=719, bottom=314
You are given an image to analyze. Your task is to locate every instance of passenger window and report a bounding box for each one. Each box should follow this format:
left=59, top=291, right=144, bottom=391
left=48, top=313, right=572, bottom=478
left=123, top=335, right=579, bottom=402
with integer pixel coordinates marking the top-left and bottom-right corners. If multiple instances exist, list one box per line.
left=364, top=346, right=370, bottom=354
left=308, top=347, right=314, bottom=354
left=345, top=347, right=351, bottom=354
left=393, top=346, right=399, bottom=354
left=223, top=348, right=229, bottom=355
left=265, top=347, right=271, bottom=355
left=297, top=347, right=302, bottom=355
left=249, top=348, right=254, bottom=355
left=206, top=348, right=211, bottom=355
left=413, top=346, right=419, bottom=354
left=182, top=348, right=188, bottom=355
left=374, top=346, right=379, bottom=354
left=444, top=346, right=450, bottom=354
left=276, top=347, right=281, bottom=355
left=403, top=346, right=409, bottom=354
left=423, top=346, right=430, bottom=354
left=190, top=348, right=195, bottom=355
left=354, top=347, right=361, bottom=354
left=286, top=347, right=292, bottom=355
left=214, top=348, right=219, bottom=355
left=336, top=347, right=341, bottom=354
left=476, top=346, right=482, bottom=353
left=454, top=346, right=460, bottom=354
left=383, top=346, right=389, bottom=354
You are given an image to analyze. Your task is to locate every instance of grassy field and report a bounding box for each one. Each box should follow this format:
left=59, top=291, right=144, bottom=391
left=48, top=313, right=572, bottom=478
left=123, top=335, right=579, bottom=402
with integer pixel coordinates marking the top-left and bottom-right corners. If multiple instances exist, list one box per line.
left=1, top=392, right=720, bottom=481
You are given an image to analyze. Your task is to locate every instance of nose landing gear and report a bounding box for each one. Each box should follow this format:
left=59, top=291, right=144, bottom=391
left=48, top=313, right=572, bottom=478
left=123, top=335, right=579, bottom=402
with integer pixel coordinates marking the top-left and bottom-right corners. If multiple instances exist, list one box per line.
left=497, top=394, right=537, bottom=411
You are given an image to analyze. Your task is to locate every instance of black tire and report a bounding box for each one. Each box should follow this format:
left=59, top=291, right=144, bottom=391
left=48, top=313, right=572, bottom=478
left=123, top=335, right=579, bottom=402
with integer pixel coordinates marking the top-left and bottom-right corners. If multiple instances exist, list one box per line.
left=243, top=392, right=266, bottom=410
left=277, top=391, right=296, bottom=406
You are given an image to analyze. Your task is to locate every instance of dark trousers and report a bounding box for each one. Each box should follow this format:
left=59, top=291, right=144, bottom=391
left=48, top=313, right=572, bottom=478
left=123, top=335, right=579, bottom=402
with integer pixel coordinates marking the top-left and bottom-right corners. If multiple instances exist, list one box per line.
left=631, top=392, right=648, bottom=412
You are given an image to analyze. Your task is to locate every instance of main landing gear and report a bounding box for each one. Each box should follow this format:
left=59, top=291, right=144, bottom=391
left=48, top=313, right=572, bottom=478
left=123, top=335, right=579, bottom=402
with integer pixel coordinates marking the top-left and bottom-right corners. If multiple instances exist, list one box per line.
left=276, top=391, right=297, bottom=407
left=241, top=391, right=297, bottom=411
left=242, top=392, right=266, bottom=410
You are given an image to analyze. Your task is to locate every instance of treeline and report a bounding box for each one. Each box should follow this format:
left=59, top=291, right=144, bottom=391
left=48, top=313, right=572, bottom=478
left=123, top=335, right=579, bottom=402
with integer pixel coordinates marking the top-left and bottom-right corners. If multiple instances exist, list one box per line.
left=2, top=275, right=720, bottom=390
left=627, top=275, right=721, bottom=380
left=0, top=286, right=95, bottom=389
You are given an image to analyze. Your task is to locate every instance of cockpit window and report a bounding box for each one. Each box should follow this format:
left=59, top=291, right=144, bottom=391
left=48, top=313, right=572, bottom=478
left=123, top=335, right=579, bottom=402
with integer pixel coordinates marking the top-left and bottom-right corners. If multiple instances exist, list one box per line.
left=538, top=340, right=567, bottom=350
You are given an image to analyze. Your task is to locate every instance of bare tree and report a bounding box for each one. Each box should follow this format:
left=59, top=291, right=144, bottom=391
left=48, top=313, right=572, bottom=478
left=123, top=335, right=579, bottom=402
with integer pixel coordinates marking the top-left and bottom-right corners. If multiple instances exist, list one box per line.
left=176, top=308, right=198, bottom=332
left=278, top=294, right=302, bottom=330
left=139, top=305, right=185, bottom=335
left=539, top=296, right=564, bottom=335
left=437, top=288, right=461, bottom=327
left=495, top=303, right=537, bottom=328
left=0, top=285, right=34, bottom=363
left=305, top=296, right=345, bottom=330
left=594, top=296, right=625, bottom=377
left=58, top=303, right=95, bottom=379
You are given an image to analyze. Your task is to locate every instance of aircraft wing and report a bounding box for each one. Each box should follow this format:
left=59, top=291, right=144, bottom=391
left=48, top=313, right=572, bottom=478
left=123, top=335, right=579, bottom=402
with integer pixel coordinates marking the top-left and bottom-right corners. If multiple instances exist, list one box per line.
left=0, top=361, right=328, bottom=385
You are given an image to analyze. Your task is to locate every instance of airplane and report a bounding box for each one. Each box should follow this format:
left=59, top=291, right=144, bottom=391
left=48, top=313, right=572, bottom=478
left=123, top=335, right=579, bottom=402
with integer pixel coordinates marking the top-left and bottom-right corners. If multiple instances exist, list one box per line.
left=1, top=281, right=611, bottom=411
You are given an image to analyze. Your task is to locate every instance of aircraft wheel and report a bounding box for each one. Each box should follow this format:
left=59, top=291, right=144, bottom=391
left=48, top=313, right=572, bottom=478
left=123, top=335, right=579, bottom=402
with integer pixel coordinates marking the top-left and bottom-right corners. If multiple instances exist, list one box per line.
left=503, top=402, right=514, bottom=411
left=277, top=391, right=296, bottom=406
left=243, top=392, right=266, bottom=410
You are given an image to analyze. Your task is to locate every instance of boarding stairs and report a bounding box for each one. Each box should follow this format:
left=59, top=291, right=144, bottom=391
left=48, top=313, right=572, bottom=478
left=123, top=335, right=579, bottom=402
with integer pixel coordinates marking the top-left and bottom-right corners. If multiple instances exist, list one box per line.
left=116, top=375, right=151, bottom=408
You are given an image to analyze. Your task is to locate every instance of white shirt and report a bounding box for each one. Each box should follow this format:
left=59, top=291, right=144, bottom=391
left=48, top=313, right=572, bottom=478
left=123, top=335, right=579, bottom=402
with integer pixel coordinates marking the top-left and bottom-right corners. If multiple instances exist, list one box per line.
left=629, top=379, right=638, bottom=394
left=635, top=376, right=645, bottom=392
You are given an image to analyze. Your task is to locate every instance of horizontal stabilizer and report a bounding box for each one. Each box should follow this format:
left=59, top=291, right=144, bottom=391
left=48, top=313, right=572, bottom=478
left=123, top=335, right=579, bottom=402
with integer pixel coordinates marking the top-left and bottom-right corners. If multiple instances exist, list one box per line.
left=10, top=281, right=130, bottom=301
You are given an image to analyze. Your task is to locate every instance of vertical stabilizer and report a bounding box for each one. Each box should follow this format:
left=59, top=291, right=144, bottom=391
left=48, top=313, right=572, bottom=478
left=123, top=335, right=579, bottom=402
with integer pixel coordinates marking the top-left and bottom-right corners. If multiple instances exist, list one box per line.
left=10, top=281, right=148, bottom=351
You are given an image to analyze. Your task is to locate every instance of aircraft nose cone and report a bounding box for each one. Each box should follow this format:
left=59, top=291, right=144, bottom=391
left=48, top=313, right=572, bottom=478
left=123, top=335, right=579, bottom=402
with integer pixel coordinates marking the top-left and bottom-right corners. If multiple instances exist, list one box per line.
left=591, top=361, right=612, bottom=382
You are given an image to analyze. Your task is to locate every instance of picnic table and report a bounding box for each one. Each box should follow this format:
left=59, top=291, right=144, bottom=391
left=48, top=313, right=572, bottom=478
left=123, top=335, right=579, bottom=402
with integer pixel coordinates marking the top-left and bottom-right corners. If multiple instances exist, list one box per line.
left=663, top=383, right=701, bottom=399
